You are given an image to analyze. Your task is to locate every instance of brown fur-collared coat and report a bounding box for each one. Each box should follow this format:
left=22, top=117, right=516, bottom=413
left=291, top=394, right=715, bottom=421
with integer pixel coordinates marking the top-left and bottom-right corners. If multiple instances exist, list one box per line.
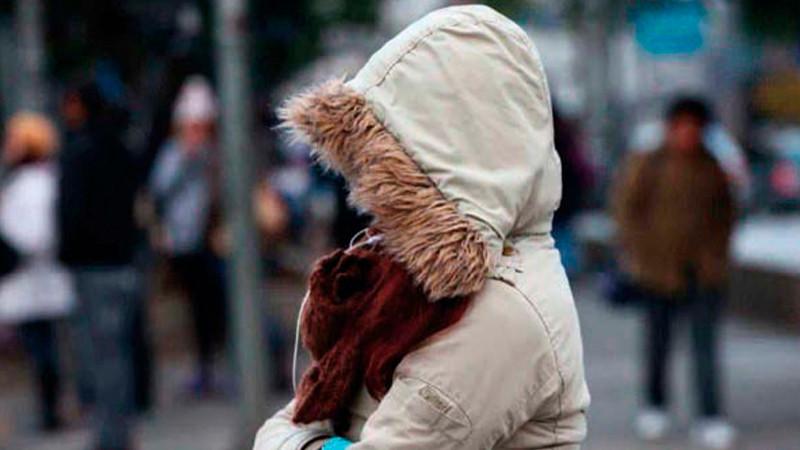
left=612, top=148, right=735, bottom=296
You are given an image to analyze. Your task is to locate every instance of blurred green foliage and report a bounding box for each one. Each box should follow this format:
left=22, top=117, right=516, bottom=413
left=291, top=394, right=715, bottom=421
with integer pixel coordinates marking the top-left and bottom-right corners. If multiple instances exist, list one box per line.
left=484, top=0, right=529, bottom=17
left=43, top=0, right=150, bottom=83
left=26, top=0, right=384, bottom=94
left=251, top=0, right=380, bottom=93
left=17, top=0, right=755, bottom=99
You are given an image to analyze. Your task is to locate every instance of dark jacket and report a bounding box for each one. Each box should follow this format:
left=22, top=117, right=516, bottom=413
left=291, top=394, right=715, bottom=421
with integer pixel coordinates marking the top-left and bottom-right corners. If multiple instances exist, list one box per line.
left=58, top=125, right=140, bottom=267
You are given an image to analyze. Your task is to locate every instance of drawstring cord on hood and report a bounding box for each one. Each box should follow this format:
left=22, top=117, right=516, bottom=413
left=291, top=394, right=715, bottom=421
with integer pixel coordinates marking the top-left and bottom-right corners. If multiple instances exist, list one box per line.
left=292, top=291, right=309, bottom=394
left=291, top=229, right=384, bottom=393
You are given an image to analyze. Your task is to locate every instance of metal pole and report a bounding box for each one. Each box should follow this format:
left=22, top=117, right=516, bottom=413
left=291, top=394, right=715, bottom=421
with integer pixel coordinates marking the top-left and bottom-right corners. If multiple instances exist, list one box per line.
left=213, top=0, right=268, bottom=442
left=0, top=17, right=18, bottom=119
left=581, top=0, right=621, bottom=202
left=15, top=0, right=46, bottom=111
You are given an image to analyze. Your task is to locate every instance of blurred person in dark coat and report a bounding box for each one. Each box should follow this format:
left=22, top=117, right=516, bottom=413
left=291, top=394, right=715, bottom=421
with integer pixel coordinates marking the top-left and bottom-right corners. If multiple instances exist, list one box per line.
left=149, top=75, right=227, bottom=396
left=612, top=97, right=736, bottom=449
left=0, top=113, right=74, bottom=431
left=552, top=106, right=590, bottom=276
left=58, top=79, right=141, bottom=450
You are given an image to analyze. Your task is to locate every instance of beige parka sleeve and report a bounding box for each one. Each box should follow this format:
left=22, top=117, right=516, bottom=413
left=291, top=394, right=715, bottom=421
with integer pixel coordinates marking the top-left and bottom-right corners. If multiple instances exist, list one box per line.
left=253, top=400, right=332, bottom=450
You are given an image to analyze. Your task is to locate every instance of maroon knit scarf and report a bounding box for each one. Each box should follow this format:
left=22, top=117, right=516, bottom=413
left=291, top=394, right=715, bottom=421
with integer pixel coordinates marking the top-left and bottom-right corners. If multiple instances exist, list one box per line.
left=292, top=247, right=470, bottom=425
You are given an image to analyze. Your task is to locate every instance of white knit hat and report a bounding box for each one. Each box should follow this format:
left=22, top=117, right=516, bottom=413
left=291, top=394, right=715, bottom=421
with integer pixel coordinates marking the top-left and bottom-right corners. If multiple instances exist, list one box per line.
left=172, top=75, right=219, bottom=123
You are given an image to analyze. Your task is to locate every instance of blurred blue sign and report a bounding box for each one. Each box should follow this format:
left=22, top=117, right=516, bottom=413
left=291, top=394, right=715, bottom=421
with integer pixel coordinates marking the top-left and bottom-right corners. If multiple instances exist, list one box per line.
left=635, top=1, right=706, bottom=56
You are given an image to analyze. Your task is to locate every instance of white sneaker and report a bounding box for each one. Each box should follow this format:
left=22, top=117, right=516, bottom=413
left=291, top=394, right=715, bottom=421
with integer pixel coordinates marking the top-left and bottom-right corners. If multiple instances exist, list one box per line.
left=634, top=408, right=671, bottom=441
left=691, top=418, right=737, bottom=449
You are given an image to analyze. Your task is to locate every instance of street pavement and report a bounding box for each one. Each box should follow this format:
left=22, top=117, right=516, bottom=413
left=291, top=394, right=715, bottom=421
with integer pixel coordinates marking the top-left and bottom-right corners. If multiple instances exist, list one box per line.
left=575, top=275, right=800, bottom=450
left=5, top=275, right=800, bottom=450
left=2, top=357, right=271, bottom=450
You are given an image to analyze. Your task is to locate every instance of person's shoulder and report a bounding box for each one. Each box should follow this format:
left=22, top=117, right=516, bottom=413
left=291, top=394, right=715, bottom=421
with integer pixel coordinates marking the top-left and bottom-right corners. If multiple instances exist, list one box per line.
left=404, top=279, right=557, bottom=373
left=624, top=150, right=655, bottom=168
left=616, top=151, right=661, bottom=185
left=155, top=140, right=183, bottom=162
left=700, top=147, right=725, bottom=169
left=2, top=164, right=55, bottom=206
left=13, top=163, right=55, bottom=186
left=473, top=279, right=552, bottom=339
left=159, top=138, right=179, bottom=152
left=395, top=280, right=561, bottom=431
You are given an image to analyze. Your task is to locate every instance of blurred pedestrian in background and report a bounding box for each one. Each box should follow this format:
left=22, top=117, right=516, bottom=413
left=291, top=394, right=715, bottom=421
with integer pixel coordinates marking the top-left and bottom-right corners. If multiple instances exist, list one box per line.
left=58, top=78, right=142, bottom=450
left=149, top=75, right=227, bottom=396
left=612, top=97, right=736, bottom=449
left=0, top=113, right=74, bottom=432
left=552, top=105, right=591, bottom=277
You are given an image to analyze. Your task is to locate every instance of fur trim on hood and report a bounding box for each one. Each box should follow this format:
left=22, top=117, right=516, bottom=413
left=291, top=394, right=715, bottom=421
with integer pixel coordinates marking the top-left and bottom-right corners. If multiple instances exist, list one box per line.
left=280, top=80, right=490, bottom=301
left=279, top=5, right=559, bottom=301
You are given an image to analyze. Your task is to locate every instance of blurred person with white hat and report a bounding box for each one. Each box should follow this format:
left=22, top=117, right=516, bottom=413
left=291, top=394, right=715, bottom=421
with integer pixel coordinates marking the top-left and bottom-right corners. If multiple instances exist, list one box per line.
left=149, top=75, right=227, bottom=396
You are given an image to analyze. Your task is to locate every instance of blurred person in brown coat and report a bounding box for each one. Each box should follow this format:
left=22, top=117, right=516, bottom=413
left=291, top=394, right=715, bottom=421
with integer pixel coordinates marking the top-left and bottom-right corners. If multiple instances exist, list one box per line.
left=612, top=97, right=736, bottom=449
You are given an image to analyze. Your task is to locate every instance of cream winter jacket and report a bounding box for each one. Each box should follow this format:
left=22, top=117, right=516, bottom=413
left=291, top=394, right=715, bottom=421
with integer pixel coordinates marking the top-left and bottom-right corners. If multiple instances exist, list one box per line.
left=255, top=5, right=590, bottom=449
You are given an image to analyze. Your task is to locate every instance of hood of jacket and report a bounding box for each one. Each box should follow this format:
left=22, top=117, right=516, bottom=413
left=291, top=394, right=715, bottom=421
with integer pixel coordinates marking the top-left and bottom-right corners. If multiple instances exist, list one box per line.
left=281, top=5, right=560, bottom=301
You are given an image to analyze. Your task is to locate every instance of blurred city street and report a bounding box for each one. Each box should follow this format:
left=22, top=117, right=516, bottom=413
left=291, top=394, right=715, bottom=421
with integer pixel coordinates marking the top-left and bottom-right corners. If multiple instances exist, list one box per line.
left=2, top=276, right=304, bottom=450
left=2, top=1, right=800, bottom=449
left=4, top=274, right=799, bottom=450
left=575, top=276, right=800, bottom=450
left=6, top=364, right=244, bottom=450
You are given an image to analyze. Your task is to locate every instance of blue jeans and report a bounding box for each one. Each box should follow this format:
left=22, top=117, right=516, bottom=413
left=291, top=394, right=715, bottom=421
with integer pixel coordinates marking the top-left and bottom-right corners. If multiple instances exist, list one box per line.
left=72, top=266, right=140, bottom=450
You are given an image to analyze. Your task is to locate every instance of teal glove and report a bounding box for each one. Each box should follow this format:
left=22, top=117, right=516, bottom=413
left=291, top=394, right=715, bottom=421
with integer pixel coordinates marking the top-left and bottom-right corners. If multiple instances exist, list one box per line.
left=322, top=437, right=353, bottom=449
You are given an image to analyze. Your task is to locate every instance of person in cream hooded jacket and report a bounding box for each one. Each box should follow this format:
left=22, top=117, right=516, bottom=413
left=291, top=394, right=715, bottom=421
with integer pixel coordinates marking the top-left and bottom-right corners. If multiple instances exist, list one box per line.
left=255, top=5, right=590, bottom=450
